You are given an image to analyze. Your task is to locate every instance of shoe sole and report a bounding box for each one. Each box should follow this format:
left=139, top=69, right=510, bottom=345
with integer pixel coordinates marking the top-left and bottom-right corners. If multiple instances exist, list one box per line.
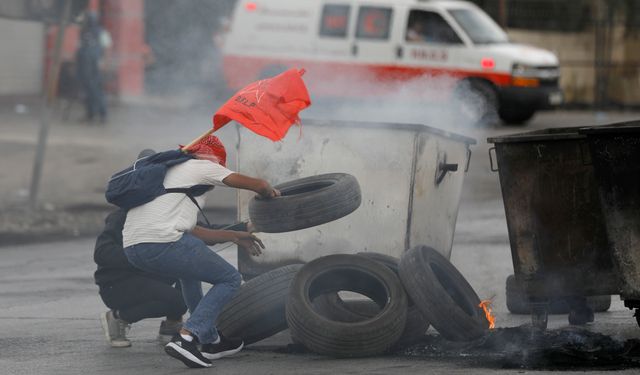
left=99, top=312, right=131, bottom=348
left=164, top=342, right=212, bottom=368
left=202, top=342, right=244, bottom=360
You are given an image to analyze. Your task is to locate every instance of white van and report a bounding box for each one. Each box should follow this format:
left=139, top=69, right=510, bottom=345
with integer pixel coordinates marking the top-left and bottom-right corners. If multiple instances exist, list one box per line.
left=221, top=0, right=563, bottom=125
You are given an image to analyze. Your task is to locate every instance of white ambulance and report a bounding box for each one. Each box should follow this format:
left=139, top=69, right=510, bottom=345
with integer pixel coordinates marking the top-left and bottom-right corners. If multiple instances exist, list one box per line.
left=221, top=0, right=563, bottom=125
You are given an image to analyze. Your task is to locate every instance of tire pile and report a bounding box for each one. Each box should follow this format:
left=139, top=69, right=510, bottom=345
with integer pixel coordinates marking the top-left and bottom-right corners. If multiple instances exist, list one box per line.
left=217, top=246, right=491, bottom=358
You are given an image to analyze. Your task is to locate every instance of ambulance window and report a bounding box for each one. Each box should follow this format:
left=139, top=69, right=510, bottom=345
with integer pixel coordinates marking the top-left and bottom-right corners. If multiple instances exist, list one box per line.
left=320, top=4, right=351, bottom=38
left=356, top=7, right=393, bottom=40
left=406, top=10, right=462, bottom=44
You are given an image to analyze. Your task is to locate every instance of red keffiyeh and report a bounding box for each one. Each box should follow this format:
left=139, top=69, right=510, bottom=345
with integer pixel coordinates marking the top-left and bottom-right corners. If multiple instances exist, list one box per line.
left=181, top=134, right=227, bottom=167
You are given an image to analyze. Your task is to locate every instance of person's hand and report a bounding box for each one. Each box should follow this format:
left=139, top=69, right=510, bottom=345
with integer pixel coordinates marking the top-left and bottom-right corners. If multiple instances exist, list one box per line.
left=246, top=221, right=256, bottom=233
left=234, top=232, right=265, bottom=256
left=257, top=187, right=281, bottom=200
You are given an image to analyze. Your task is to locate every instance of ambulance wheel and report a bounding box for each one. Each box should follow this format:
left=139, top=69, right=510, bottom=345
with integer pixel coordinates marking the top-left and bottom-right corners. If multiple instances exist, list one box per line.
left=499, top=105, right=535, bottom=125
left=249, top=173, right=361, bottom=233
left=453, top=79, right=499, bottom=127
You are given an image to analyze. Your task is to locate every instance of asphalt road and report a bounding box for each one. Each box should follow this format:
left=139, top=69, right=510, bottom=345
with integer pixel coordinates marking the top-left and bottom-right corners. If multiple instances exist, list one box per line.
left=2, top=102, right=640, bottom=374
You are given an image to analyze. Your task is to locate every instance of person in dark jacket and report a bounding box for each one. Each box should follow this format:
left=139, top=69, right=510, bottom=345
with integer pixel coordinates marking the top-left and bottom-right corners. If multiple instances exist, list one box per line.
left=76, top=11, right=107, bottom=123
left=95, top=149, right=186, bottom=348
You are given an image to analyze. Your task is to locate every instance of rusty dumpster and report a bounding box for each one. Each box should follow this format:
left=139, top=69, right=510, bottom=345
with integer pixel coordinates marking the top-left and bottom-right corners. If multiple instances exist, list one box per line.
left=488, top=127, right=618, bottom=329
left=580, top=121, right=640, bottom=325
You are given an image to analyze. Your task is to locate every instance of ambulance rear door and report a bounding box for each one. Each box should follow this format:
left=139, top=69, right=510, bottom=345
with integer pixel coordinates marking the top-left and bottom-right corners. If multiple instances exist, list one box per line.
left=315, top=1, right=356, bottom=61
left=350, top=3, right=397, bottom=71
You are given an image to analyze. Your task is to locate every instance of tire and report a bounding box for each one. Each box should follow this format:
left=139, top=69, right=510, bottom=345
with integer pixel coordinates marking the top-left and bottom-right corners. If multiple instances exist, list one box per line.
left=398, top=245, right=489, bottom=341
left=505, top=274, right=530, bottom=314
left=286, top=254, right=408, bottom=357
left=568, top=305, right=594, bottom=326
left=498, top=105, right=535, bottom=125
left=506, top=275, right=612, bottom=314
left=357, top=252, right=430, bottom=347
left=249, top=173, right=361, bottom=233
left=589, top=295, right=612, bottom=312
left=312, top=293, right=375, bottom=323
left=217, top=264, right=303, bottom=345
left=452, top=80, right=499, bottom=127
left=312, top=252, right=430, bottom=348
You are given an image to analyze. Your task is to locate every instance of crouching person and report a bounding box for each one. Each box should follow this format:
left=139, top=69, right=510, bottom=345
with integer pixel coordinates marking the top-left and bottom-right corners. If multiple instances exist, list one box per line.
left=122, top=135, right=279, bottom=368
left=95, top=206, right=187, bottom=347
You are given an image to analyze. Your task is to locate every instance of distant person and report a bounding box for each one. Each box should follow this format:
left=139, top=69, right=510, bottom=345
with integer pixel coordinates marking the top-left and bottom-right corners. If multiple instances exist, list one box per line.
left=122, top=135, right=278, bottom=368
left=95, top=150, right=186, bottom=348
left=407, top=19, right=428, bottom=42
left=75, top=11, right=108, bottom=124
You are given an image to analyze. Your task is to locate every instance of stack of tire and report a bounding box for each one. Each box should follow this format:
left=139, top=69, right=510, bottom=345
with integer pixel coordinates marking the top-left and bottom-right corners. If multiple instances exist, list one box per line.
left=217, top=173, right=491, bottom=357
left=216, top=246, right=492, bottom=358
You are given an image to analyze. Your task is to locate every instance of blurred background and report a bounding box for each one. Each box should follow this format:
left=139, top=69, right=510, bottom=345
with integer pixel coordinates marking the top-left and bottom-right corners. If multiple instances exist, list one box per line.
left=0, top=0, right=638, bottom=107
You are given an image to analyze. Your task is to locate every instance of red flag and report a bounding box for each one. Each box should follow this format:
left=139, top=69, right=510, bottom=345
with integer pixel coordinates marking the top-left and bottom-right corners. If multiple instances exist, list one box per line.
left=213, top=68, right=311, bottom=141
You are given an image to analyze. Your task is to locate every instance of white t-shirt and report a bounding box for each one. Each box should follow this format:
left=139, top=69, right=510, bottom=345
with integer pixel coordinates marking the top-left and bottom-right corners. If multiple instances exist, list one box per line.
left=122, top=159, right=234, bottom=248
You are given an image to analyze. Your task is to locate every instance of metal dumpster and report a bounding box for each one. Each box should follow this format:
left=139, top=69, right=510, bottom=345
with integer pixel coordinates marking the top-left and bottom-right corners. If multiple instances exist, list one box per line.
left=488, top=127, right=619, bottom=329
left=580, top=121, right=640, bottom=322
left=235, top=119, right=476, bottom=277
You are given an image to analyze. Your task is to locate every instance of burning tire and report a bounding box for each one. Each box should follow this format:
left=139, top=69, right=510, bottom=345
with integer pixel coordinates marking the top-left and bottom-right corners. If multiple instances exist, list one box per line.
left=505, top=275, right=611, bottom=314
left=312, top=252, right=430, bottom=348
left=217, top=264, right=303, bottom=345
left=398, top=245, right=490, bottom=341
left=286, top=254, right=407, bottom=357
left=249, top=173, right=361, bottom=233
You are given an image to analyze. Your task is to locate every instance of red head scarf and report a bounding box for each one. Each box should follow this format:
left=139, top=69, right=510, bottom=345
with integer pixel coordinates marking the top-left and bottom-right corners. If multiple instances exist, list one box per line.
left=181, top=135, right=227, bottom=167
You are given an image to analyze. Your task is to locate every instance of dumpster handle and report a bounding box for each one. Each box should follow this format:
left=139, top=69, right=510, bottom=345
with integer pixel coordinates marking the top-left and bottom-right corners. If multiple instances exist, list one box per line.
left=465, top=148, right=472, bottom=172
left=579, top=140, right=592, bottom=166
left=489, top=147, right=498, bottom=172
left=436, top=162, right=458, bottom=185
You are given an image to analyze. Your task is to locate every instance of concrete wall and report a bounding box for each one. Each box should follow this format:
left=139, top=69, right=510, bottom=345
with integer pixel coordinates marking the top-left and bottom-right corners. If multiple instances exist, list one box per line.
left=0, top=18, right=44, bottom=95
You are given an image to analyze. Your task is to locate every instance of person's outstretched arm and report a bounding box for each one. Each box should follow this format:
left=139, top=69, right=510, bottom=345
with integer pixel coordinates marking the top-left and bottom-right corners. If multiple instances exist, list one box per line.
left=222, top=173, right=280, bottom=199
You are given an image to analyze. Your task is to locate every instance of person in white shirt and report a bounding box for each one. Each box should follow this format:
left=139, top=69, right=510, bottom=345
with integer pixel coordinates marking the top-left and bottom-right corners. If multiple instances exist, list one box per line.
left=123, top=135, right=279, bottom=368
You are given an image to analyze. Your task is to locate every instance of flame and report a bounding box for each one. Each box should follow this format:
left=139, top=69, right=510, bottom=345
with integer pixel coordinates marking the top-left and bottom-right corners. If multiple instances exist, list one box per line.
left=479, top=299, right=495, bottom=329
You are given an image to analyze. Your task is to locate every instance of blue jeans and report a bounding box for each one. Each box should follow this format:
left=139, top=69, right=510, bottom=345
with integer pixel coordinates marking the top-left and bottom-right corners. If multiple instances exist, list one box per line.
left=124, top=233, right=241, bottom=344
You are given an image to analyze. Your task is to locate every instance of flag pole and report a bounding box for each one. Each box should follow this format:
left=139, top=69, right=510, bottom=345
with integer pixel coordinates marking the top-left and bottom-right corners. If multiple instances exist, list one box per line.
left=182, top=128, right=215, bottom=152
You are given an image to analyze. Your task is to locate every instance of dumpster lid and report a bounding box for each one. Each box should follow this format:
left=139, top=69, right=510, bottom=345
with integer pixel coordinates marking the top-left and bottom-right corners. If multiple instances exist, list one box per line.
left=579, top=119, right=640, bottom=135
left=487, top=126, right=584, bottom=144
left=300, top=118, right=477, bottom=145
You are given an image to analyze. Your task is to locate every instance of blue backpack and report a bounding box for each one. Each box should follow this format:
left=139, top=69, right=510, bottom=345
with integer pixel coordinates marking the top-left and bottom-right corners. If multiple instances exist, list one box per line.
left=105, top=149, right=212, bottom=224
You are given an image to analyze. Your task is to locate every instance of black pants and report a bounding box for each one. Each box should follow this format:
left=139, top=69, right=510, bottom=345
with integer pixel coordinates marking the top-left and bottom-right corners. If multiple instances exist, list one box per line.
left=99, top=276, right=187, bottom=324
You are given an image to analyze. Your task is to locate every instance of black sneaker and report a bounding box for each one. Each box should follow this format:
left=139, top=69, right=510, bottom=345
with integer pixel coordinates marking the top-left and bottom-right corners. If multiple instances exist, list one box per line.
left=164, top=334, right=212, bottom=368
left=201, top=334, right=244, bottom=360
